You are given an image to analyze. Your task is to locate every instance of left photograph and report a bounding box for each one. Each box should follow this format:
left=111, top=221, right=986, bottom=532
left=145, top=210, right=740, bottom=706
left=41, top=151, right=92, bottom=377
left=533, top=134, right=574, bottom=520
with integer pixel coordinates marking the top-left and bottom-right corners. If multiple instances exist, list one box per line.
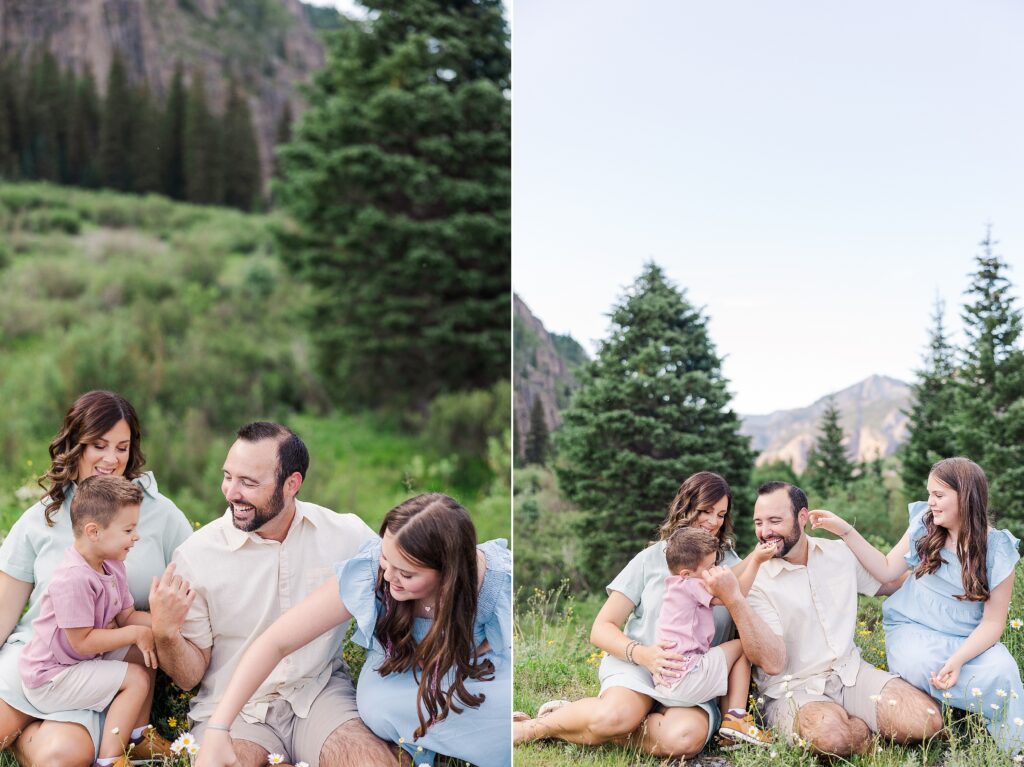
left=0, top=1, right=511, bottom=766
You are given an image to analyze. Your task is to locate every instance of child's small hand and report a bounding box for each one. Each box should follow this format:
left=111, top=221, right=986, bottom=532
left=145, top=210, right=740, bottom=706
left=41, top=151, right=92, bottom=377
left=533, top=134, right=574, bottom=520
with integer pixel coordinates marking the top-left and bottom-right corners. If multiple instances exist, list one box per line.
left=751, top=540, right=777, bottom=563
left=929, top=659, right=961, bottom=690
left=808, top=509, right=853, bottom=538
left=134, top=625, right=157, bottom=669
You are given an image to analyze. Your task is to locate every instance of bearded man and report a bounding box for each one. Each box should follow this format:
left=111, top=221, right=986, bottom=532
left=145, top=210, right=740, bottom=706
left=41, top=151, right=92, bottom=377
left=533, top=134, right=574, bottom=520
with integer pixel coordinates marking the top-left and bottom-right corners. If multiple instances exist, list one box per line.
left=745, top=481, right=943, bottom=755
left=148, top=422, right=395, bottom=767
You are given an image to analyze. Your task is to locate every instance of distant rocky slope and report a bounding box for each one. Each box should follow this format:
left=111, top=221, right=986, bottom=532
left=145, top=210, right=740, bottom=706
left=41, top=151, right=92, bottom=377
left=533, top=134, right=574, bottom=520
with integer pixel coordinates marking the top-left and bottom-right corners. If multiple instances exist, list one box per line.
left=513, top=294, right=587, bottom=459
left=0, top=0, right=327, bottom=180
left=740, top=375, right=911, bottom=473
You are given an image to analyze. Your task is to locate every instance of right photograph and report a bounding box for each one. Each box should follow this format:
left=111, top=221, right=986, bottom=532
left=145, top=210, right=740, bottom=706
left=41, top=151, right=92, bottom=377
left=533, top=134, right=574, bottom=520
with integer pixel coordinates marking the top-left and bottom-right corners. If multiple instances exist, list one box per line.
left=512, top=2, right=1024, bottom=765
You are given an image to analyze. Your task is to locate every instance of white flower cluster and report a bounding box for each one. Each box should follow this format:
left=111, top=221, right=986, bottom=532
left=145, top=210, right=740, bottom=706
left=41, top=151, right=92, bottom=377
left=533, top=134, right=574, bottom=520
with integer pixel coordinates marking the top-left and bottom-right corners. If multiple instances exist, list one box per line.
left=170, top=731, right=200, bottom=756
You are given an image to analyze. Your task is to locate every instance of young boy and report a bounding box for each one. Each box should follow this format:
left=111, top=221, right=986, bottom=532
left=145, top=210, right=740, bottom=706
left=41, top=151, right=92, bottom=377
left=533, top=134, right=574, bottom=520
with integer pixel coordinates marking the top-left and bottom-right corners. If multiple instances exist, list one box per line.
left=19, top=475, right=173, bottom=767
left=654, top=527, right=776, bottom=747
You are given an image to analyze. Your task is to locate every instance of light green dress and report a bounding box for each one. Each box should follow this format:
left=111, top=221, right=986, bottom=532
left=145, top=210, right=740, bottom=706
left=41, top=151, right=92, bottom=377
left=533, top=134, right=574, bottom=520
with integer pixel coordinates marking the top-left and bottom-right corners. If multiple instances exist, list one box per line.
left=0, top=473, right=192, bottom=755
left=599, top=540, right=741, bottom=748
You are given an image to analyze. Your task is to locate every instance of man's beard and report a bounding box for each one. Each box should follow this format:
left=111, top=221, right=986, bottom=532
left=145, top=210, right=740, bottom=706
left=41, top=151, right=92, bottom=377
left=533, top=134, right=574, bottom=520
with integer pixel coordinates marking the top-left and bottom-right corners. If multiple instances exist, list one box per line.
left=231, top=482, right=285, bottom=532
left=760, top=520, right=802, bottom=558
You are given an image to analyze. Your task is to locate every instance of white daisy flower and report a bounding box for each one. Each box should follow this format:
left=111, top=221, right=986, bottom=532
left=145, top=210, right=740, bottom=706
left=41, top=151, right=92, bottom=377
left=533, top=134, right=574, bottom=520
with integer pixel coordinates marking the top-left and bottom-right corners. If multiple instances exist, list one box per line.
left=972, top=687, right=983, bottom=697
left=998, top=689, right=1008, bottom=698
left=1014, top=718, right=1024, bottom=727
left=268, top=755, right=285, bottom=765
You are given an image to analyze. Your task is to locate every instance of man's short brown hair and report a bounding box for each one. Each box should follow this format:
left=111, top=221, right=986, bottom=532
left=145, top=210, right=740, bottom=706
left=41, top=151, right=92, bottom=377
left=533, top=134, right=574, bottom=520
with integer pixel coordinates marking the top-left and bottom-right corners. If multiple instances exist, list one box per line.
left=70, top=475, right=143, bottom=535
left=665, top=526, right=720, bottom=573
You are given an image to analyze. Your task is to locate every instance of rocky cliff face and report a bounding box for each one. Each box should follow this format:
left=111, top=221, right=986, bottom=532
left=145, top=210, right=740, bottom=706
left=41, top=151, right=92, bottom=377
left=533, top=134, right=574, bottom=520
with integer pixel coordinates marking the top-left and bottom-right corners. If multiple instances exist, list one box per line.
left=0, top=0, right=325, bottom=182
left=741, top=375, right=911, bottom=473
left=513, top=295, right=587, bottom=459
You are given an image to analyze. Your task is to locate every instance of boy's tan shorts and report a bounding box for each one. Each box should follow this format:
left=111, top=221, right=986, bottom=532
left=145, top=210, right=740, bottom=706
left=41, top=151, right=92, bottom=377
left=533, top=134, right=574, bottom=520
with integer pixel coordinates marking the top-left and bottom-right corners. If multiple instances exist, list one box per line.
left=191, top=669, right=360, bottom=767
left=762, top=661, right=897, bottom=736
left=653, top=645, right=729, bottom=705
left=22, top=645, right=131, bottom=714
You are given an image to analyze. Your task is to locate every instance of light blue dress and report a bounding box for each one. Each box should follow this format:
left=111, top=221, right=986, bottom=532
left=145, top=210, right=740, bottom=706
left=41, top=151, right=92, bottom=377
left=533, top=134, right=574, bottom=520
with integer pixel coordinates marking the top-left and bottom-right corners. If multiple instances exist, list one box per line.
left=337, top=537, right=511, bottom=767
left=0, top=474, right=192, bottom=754
left=598, top=541, right=742, bottom=749
left=883, top=501, right=1023, bottom=754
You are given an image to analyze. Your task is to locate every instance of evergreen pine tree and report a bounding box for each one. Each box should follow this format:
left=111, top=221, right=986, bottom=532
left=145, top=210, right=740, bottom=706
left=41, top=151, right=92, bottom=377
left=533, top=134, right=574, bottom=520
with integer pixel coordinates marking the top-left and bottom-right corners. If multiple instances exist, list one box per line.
left=275, top=0, right=510, bottom=409
left=222, top=78, right=261, bottom=210
left=130, top=83, right=162, bottom=194
left=901, top=297, right=958, bottom=498
left=67, top=71, right=101, bottom=187
left=524, top=398, right=549, bottom=466
left=184, top=69, right=213, bottom=204
left=554, top=263, right=755, bottom=579
left=955, top=227, right=1024, bottom=533
left=162, top=63, right=187, bottom=200
left=0, top=60, right=13, bottom=177
left=99, top=53, right=134, bottom=191
left=26, top=50, right=62, bottom=181
left=804, top=396, right=854, bottom=498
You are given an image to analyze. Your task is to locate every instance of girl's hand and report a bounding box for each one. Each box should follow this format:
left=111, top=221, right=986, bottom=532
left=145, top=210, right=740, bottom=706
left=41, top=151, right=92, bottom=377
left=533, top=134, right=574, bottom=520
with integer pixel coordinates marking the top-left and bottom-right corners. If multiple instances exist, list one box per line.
left=930, top=660, right=961, bottom=690
left=133, top=625, right=158, bottom=669
left=194, top=728, right=239, bottom=767
left=808, top=509, right=853, bottom=538
left=750, top=540, right=778, bottom=563
left=634, top=640, right=686, bottom=683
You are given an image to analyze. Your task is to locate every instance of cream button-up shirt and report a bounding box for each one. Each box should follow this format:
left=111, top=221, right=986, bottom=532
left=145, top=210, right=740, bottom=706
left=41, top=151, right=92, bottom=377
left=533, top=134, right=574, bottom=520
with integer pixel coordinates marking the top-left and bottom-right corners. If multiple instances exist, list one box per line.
left=173, top=499, right=375, bottom=724
left=747, top=536, right=881, bottom=700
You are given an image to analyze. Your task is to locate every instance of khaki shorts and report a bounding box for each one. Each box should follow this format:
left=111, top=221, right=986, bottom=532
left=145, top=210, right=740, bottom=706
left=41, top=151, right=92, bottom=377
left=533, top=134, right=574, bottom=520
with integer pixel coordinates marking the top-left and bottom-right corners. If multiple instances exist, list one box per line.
left=762, top=661, right=897, bottom=737
left=22, top=645, right=131, bottom=714
left=191, top=670, right=360, bottom=767
left=654, top=646, right=728, bottom=705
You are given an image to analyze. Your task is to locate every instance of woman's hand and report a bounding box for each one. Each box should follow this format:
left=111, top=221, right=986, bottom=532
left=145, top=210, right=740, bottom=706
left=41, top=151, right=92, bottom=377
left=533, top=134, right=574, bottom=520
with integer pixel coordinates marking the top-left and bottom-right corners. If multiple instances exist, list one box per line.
left=930, top=659, right=962, bottom=690
left=634, top=640, right=685, bottom=682
left=194, top=728, right=239, bottom=767
left=808, top=509, right=853, bottom=538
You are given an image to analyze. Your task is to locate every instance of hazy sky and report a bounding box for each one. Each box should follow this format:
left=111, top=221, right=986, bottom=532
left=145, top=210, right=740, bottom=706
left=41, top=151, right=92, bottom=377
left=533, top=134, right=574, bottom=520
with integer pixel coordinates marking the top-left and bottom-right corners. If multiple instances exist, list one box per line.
left=514, top=0, right=1024, bottom=414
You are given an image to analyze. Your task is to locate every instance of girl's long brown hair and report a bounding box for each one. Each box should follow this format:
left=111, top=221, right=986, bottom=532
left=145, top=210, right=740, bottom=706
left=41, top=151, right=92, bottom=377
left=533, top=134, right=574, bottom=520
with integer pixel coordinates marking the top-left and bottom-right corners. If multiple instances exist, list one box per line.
left=374, top=493, right=494, bottom=739
left=658, top=471, right=734, bottom=553
left=914, top=457, right=990, bottom=601
left=37, top=391, right=145, bottom=526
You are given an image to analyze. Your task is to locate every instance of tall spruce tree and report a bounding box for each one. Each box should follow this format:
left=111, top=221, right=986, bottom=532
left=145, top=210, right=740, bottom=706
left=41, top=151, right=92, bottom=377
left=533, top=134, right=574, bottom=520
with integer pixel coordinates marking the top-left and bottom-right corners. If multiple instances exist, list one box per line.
left=184, top=70, right=215, bottom=204
left=98, top=53, right=134, bottom=191
left=901, top=297, right=958, bottom=498
left=222, top=78, right=261, bottom=210
left=275, top=0, right=510, bottom=409
left=555, top=263, right=755, bottom=580
left=955, top=228, right=1024, bottom=533
left=130, top=83, right=162, bottom=194
left=524, top=397, right=549, bottom=466
left=67, top=70, right=101, bottom=187
left=804, top=396, right=854, bottom=498
left=162, top=63, right=187, bottom=200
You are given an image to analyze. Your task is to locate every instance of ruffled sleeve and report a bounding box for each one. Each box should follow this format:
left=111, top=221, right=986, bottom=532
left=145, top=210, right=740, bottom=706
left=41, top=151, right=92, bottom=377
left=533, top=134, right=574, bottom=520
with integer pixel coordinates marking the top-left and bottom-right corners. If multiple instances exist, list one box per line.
left=335, top=536, right=383, bottom=650
left=478, top=539, right=511, bottom=656
left=987, top=528, right=1021, bottom=590
left=902, top=501, right=929, bottom=568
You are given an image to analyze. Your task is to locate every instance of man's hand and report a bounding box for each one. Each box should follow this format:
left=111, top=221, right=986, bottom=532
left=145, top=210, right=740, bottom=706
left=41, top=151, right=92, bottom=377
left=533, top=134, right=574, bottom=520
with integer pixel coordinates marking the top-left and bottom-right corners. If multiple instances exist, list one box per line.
left=149, top=563, right=195, bottom=639
left=702, top=565, right=742, bottom=604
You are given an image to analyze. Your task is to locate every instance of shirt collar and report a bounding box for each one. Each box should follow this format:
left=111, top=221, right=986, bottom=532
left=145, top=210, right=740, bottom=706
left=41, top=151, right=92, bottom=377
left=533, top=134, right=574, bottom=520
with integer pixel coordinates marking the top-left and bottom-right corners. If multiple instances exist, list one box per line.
left=220, top=499, right=316, bottom=551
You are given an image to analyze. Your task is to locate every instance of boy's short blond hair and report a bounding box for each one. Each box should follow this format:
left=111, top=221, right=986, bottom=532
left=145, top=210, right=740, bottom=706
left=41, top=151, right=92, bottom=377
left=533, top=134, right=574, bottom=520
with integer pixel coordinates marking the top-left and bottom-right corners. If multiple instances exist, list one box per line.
left=70, top=475, right=142, bottom=535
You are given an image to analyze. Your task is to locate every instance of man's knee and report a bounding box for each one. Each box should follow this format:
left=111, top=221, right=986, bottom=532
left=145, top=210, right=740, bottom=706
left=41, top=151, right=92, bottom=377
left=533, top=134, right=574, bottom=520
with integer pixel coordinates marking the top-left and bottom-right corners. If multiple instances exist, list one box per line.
left=877, top=679, right=943, bottom=741
left=797, top=705, right=868, bottom=756
left=651, top=725, right=705, bottom=757
left=232, top=737, right=272, bottom=767
left=320, top=717, right=393, bottom=766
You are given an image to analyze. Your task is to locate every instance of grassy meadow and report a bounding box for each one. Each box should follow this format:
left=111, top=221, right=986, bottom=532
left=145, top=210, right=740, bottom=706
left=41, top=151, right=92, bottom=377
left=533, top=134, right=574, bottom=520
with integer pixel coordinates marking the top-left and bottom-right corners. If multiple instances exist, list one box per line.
left=514, top=467, right=1024, bottom=767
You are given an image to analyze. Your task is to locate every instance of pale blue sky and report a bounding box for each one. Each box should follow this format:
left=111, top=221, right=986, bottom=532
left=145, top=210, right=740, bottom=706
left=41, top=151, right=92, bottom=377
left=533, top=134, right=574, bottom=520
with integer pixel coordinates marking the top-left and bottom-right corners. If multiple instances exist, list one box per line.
left=514, top=0, right=1024, bottom=413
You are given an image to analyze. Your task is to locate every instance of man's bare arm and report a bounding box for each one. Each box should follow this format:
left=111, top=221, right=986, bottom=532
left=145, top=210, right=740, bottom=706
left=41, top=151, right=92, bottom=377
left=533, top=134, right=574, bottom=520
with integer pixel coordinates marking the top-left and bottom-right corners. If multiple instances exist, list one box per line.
left=150, top=562, right=210, bottom=689
left=703, top=565, right=786, bottom=675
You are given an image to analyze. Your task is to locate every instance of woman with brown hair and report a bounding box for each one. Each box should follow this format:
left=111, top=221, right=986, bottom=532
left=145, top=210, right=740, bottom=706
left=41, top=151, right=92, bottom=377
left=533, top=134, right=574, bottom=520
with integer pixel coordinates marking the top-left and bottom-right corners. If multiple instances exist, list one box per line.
left=513, top=471, right=772, bottom=758
left=0, top=390, right=192, bottom=766
left=810, top=456, right=1023, bottom=754
left=195, top=492, right=511, bottom=767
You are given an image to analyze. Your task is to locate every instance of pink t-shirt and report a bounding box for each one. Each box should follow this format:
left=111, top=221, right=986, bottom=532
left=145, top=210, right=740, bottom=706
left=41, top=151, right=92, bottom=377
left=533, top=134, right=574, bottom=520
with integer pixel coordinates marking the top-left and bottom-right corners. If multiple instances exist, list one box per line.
left=653, top=575, right=715, bottom=685
left=19, top=546, right=133, bottom=689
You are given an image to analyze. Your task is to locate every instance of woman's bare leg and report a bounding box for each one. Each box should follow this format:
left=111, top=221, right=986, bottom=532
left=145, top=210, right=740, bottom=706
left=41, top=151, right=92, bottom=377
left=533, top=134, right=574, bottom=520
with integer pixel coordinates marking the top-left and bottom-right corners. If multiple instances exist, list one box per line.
left=12, top=719, right=94, bottom=767
left=0, top=700, right=34, bottom=751
left=513, top=687, right=652, bottom=745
